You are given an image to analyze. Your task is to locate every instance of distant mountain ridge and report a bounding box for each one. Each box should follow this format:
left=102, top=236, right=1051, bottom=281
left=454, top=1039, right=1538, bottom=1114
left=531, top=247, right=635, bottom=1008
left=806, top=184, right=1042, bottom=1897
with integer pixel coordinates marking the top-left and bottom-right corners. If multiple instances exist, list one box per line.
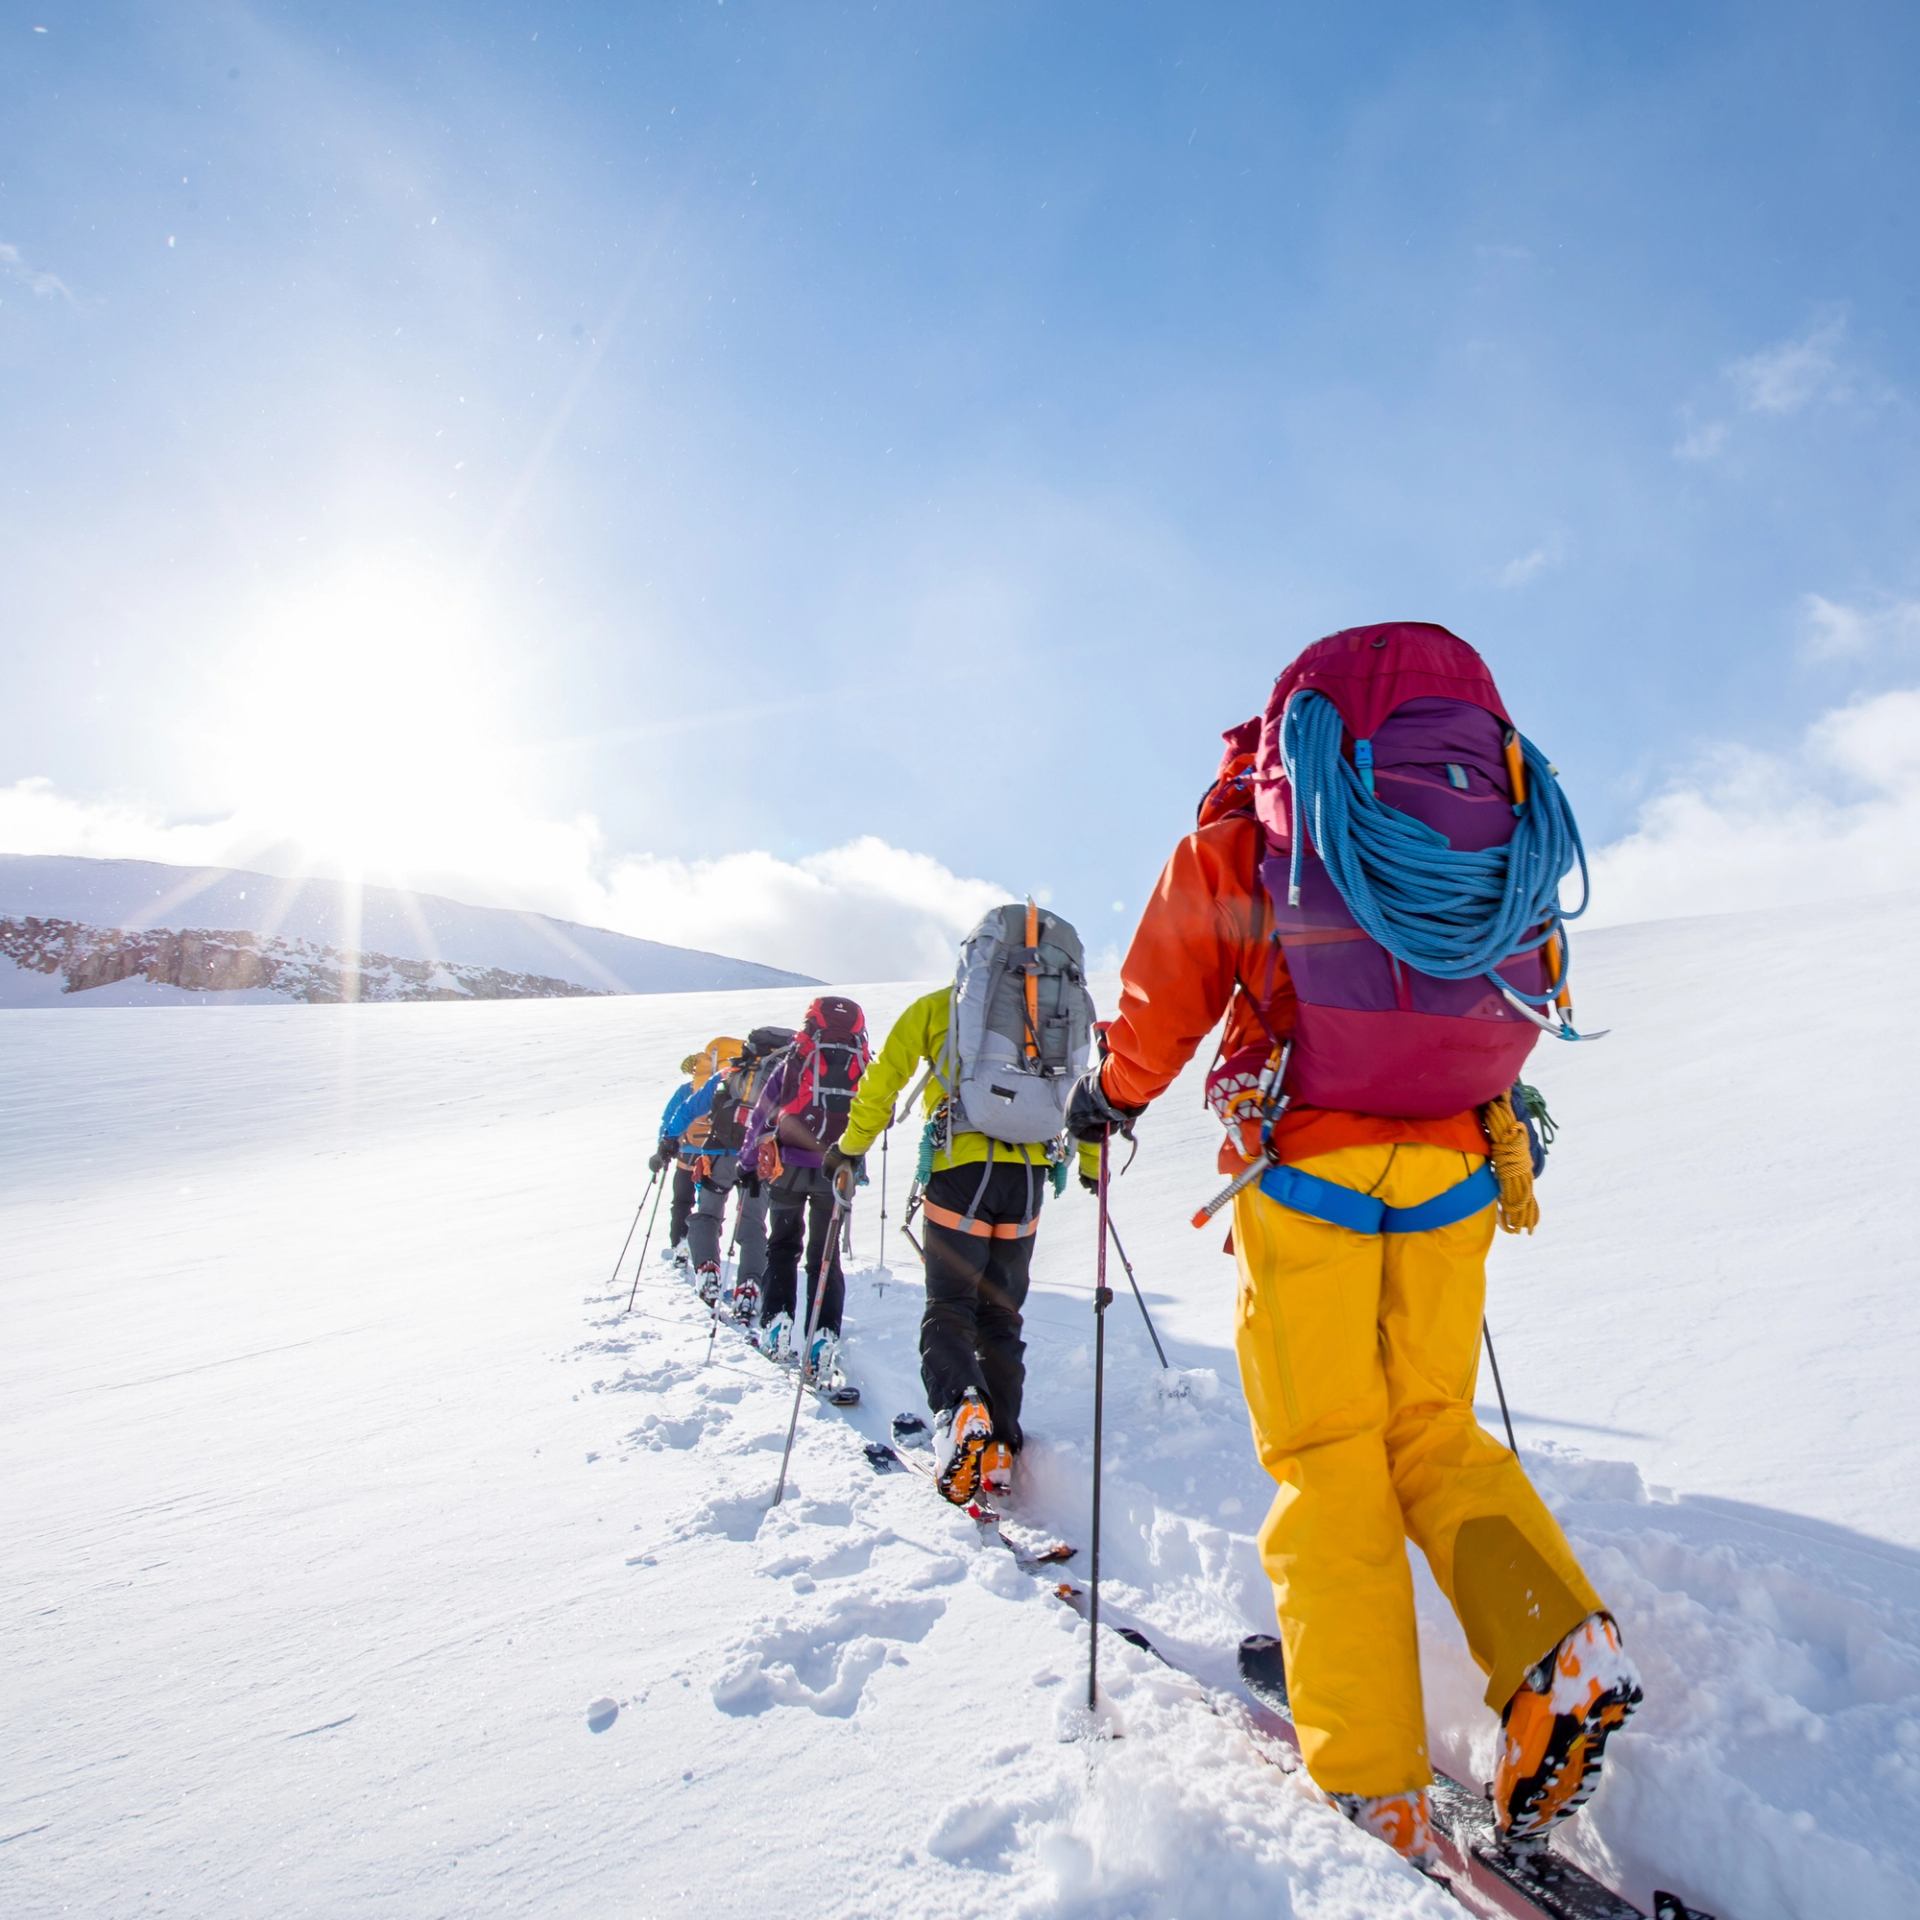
left=0, top=855, right=817, bottom=1006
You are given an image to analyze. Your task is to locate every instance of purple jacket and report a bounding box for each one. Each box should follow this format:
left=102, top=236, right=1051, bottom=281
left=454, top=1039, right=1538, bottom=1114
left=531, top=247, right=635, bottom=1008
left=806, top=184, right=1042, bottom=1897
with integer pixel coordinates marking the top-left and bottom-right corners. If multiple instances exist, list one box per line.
left=738, top=1052, right=825, bottom=1173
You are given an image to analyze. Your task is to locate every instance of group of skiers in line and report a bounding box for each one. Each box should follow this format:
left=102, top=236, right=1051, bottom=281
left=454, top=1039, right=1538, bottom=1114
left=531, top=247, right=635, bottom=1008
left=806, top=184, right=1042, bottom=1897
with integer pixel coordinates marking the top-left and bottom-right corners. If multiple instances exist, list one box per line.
left=651, top=899, right=1099, bottom=1503
left=649, top=1006, right=866, bottom=1398
left=646, top=625, right=1647, bottom=1886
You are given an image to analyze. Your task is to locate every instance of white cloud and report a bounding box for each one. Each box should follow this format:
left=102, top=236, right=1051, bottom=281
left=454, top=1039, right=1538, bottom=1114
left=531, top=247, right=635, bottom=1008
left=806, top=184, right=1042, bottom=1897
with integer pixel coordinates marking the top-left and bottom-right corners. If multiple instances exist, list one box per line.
left=596, top=838, right=1008, bottom=983
left=1587, top=686, right=1920, bottom=927
left=0, top=779, right=1005, bottom=983
left=1672, top=311, right=1884, bottom=463
left=1673, top=415, right=1730, bottom=464
left=0, top=240, right=75, bottom=303
left=1799, top=592, right=1920, bottom=663
left=1496, top=533, right=1567, bottom=590
left=1728, top=312, right=1848, bottom=416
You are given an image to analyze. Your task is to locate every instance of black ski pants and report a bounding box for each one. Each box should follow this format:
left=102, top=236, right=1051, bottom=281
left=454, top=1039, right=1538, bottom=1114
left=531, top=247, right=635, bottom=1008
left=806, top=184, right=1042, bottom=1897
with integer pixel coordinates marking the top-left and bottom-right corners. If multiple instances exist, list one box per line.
left=919, top=1160, right=1043, bottom=1449
left=762, top=1169, right=845, bottom=1337
left=669, top=1163, right=697, bottom=1248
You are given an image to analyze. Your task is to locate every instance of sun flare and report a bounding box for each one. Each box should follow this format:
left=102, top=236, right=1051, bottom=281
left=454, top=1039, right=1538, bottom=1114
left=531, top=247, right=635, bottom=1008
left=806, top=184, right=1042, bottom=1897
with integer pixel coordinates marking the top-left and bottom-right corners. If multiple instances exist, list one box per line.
left=213, top=559, right=515, bottom=883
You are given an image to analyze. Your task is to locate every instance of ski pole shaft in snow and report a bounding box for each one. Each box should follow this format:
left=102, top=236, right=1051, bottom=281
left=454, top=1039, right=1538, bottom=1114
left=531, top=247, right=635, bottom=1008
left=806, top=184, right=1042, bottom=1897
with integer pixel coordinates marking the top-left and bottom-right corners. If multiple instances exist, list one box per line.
left=1482, top=1318, right=1517, bottom=1453
left=607, top=1174, right=655, bottom=1288
left=626, top=1166, right=670, bottom=1314
left=774, top=1194, right=847, bottom=1506
left=1103, top=1211, right=1168, bottom=1370
left=705, top=1210, right=744, bottom=1368
left=1089, top=1139, right=1112, bottom=1711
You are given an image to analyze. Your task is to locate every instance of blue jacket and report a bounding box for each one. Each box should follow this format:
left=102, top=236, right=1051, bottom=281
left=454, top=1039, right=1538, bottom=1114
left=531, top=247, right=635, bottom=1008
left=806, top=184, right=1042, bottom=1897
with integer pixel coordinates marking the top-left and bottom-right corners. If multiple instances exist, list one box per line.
left=660, top=1080, right=733, bottom=1164
left=659, top=1081, right=695, bottom=1139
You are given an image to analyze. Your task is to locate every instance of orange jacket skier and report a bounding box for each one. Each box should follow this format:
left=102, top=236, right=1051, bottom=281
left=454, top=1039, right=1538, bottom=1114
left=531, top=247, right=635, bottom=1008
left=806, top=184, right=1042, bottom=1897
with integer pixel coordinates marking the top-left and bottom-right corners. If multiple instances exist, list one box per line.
left=1067, top=623, right=1642, bottom=1868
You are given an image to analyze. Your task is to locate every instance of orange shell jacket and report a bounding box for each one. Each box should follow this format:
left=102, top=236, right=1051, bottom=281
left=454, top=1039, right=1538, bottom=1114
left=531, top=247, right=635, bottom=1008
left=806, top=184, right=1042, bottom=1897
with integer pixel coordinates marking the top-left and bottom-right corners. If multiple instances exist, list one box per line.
left=1098, top=812, right=1488, bottom=1172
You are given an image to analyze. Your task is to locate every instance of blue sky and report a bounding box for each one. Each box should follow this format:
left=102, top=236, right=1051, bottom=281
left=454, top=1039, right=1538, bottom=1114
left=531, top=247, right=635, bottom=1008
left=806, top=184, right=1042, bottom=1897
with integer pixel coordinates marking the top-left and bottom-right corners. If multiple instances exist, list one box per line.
left=4, top=1, right=1919, bottom=978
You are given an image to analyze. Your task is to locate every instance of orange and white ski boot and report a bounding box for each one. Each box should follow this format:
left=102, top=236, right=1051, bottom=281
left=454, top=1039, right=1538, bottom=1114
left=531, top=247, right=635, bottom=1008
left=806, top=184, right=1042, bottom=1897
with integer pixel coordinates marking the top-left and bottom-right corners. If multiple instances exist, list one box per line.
left=1494, top=1611, right=1643, bottom=1844
left=933, top=1391, right=993, bottom=1505
left=1332, top=1788, right=1442, bottom=1873
left=979, top=1439, right=1015, bottom=1501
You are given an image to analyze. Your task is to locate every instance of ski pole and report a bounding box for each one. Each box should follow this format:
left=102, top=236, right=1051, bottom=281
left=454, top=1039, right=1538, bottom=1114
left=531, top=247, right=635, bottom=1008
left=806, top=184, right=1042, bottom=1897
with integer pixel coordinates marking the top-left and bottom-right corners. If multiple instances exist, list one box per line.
left=1088, top=1136, right=1112, bottom=1711
left=774, top=1190, right=847, bottom=1506
left=625, top=1165, right=671, bottom=1314
left=705, top=1200, right=745, bottom=1368
left=1482, top=1318, right=1518, bottom=1453
left=607, top=1167, right=658, bottom=1288
left=872, top=1118, right=892, bottom=1295
left=1102, top=1209, right=1168, bottom=1371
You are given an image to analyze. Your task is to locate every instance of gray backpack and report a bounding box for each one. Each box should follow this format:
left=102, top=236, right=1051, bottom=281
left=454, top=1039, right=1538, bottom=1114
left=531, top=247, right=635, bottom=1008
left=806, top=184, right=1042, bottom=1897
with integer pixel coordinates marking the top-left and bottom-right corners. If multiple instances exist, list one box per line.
left=941, top=902, right=1095, bottom=1146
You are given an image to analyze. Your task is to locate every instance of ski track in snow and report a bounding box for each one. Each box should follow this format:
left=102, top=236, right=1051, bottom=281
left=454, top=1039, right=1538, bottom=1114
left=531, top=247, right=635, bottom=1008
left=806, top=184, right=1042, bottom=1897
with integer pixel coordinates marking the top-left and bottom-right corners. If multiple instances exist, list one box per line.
left=3, top=942, right=1919, bottom=1918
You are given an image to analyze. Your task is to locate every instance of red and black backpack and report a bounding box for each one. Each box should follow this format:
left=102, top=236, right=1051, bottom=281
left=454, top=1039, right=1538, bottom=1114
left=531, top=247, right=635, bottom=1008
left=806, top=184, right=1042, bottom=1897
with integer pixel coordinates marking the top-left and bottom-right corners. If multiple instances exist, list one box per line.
left=775, top=997, right=870, bottom=1149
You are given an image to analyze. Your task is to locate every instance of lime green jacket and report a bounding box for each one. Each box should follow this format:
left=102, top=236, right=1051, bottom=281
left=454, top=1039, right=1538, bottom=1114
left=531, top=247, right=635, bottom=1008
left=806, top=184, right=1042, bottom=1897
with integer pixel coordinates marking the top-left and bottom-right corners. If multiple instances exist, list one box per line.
left=841, top=989, right=1100, bottom=1179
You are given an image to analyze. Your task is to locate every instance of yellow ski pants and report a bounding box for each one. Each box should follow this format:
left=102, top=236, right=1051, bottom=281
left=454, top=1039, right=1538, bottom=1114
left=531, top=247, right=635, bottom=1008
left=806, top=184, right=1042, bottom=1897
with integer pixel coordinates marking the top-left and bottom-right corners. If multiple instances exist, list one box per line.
left=1231, top=1142, right=1603, bottom=1795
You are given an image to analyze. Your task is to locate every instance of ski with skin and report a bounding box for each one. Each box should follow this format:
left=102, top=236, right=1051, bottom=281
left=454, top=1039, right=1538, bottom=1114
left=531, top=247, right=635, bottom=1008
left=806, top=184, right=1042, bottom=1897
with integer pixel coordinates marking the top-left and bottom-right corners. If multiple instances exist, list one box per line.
left=861, top=1439, right=1075, bottom=1574
left=807, top=1363, right=1713, bottom=1919
left=1042, top=1572, right=1713, bottom=1920
left=881, top=1415, right=1077, bottom=1564
left=1236, top=1636, right=1716, bottom=1920
left=706, top=1282, right=863, bottom=1403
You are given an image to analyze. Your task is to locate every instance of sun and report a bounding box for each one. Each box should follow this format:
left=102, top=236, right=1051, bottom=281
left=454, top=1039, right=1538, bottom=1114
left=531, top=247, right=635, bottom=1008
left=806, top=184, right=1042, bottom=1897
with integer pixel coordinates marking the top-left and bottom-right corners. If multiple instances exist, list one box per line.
left=211, top=557, right=518, bottom=884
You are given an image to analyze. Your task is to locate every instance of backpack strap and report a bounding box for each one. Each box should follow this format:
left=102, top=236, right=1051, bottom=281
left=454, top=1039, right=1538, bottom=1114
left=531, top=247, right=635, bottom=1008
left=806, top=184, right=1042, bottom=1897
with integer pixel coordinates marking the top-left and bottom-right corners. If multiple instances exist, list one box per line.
left=959, top=1137, right=995, bottom=1228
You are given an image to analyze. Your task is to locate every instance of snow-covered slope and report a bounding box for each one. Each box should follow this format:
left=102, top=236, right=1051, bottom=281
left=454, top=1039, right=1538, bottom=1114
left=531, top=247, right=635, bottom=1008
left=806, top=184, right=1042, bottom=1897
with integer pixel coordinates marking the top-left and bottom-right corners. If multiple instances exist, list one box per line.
left=3, top=899, right=1917, bottom=1919
left=0, top=854, right=815, bottom=1003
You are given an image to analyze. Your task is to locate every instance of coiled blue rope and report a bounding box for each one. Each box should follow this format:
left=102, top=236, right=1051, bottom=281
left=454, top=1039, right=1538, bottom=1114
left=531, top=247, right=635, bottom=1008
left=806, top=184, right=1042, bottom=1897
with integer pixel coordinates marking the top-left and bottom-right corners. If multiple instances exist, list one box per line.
left=1279, top=690, right=1588, bottom=1021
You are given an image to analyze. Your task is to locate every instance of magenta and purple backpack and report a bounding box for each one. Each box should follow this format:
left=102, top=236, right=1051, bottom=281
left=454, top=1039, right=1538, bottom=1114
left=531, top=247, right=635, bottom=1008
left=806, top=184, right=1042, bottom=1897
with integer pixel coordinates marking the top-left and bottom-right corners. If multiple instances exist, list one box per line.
left=1236, top=623, right=1581, bottom=1120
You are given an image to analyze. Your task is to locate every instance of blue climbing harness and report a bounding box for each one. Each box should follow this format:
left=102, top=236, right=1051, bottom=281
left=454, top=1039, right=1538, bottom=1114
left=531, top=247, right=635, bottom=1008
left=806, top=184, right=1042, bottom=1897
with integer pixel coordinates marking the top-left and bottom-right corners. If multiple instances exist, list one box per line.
left=1258, top=1160, right=1498, bottom=1235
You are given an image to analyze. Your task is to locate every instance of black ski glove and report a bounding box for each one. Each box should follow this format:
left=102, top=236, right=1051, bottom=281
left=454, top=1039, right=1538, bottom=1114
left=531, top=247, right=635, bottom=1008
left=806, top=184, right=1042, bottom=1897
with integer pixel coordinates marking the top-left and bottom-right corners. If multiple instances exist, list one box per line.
left=823, top=1144, right=864, bottom=1200
left=1066, top=1069, right=1142, bottom=1145
left=1079, top=1170, right=1100, bottom=1195
left=739, top=1171, right=762, bottom=1198
left=647, top=1146, right=668, bottom=1174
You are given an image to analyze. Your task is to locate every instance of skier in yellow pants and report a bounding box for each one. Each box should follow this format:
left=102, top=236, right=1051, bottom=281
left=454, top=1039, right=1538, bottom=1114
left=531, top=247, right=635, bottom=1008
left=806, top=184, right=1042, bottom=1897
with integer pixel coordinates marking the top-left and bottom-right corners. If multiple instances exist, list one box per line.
left=1065, top=622, right=1643, bottom=1869
left=1231, top=1143, right=1603, bottom=1795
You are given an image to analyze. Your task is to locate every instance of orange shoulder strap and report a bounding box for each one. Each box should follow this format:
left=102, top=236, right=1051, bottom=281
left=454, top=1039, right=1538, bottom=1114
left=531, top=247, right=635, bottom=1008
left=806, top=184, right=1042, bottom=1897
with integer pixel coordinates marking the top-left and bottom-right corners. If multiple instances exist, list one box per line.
left=1023, top=898, right=1040, bottom=1061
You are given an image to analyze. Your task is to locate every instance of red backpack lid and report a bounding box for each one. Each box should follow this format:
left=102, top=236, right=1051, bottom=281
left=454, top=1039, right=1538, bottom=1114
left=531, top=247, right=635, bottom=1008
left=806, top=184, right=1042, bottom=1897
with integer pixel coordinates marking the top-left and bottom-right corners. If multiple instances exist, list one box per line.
left=804, top=995, right=866, bottom=1042
left=1238, top=623, right=1512, bottom=845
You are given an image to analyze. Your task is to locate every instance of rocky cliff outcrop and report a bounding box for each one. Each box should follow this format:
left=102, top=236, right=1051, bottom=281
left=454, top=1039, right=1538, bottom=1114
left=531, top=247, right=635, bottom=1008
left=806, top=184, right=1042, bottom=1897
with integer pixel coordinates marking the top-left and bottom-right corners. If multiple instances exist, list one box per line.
left=0, top=917, right=608, bottom=1004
